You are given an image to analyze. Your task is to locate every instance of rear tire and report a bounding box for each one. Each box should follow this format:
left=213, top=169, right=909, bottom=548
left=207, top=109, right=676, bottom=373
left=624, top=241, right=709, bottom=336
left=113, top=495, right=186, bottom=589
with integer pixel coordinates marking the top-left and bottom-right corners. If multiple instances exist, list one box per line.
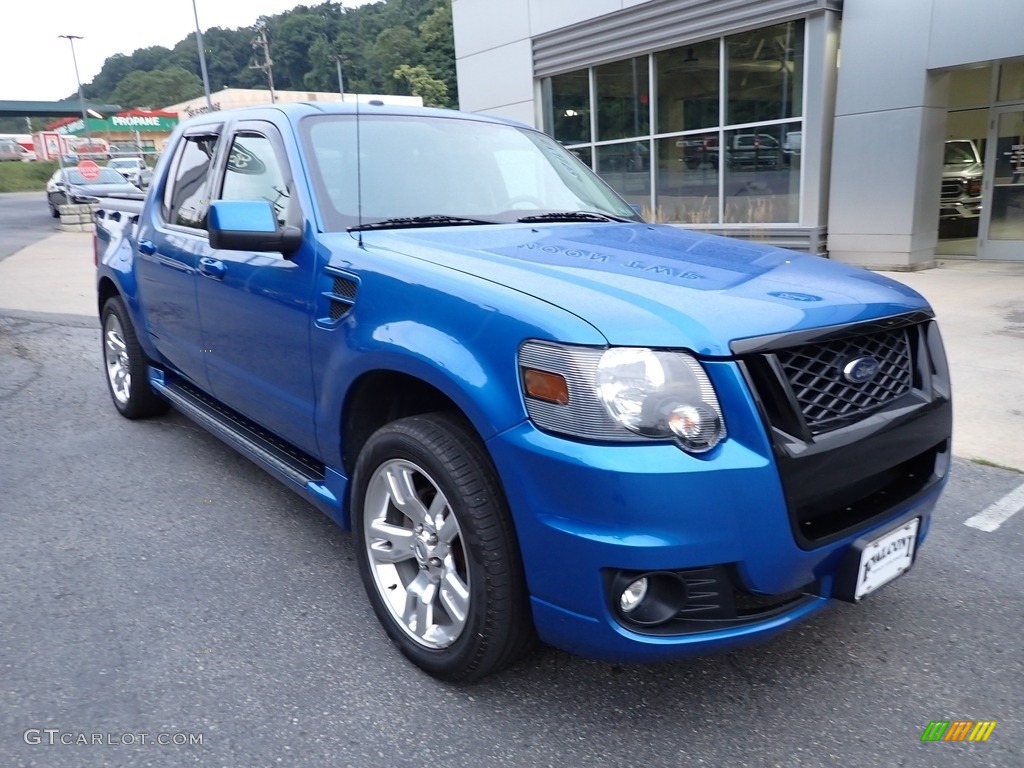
left=101, top=297, right=169, bottom=419
left=353, top=413, right=535, bottom=682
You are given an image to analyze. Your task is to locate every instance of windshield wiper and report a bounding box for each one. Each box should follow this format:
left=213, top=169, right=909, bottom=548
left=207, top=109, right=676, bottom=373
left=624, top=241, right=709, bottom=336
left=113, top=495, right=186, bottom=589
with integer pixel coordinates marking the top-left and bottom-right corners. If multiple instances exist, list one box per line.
left=516, top=211, right=631, bottom=223
left=348, top=215, right=499, bottom=232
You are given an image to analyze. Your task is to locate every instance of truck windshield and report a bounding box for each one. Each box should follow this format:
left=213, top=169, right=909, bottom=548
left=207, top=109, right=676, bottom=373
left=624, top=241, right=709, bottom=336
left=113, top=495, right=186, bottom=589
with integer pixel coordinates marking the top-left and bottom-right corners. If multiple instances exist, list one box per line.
left=944, top=141, right=978, bottom=165
left=299, top=113, right=641, bottom=231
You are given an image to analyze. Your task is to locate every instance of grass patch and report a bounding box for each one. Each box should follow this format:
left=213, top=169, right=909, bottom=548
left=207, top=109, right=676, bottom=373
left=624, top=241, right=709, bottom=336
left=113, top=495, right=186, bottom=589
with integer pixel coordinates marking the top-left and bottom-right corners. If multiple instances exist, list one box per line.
left=969, top=457, right=1023, bottom=474
left=0, top=161, right=59, bottom=193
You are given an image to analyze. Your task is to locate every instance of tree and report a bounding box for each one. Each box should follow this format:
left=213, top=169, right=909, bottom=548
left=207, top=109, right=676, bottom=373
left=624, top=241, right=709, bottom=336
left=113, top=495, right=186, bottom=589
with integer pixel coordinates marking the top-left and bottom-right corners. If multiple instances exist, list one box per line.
left=78, top=0, right=460, bottom=106
left=110, top=66, right=204, bottom=109
left=419, top=1, right=457, bottom=105
left=393, top=64, right=448, bottom=107
left=367, top=27, right=424, bottom=92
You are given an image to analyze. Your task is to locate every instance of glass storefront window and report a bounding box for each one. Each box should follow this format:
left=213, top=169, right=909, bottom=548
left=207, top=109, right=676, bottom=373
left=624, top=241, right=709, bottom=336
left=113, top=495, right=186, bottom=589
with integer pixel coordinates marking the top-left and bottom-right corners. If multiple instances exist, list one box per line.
left=726, top=20, right=804, bottom=126
left=566, top=145, right=592, bottom=168
left=988, top=109, right=1024, bottom=241
left=543, top=70, right=591, bottom=145
left=544, top=20, right=807, bottom=227
left=723, top=122, right=801, bottom=223
left=998, top=60, right=1024, bottom=102
left=654, top=132, right=719, bottom=223
left=596, top=57, right=650, bottom=141
left=656, top=40, right=720, bottom=134
left=596, top=140, right=651, bottom=213
left=949, top=66, right=993, bottom=108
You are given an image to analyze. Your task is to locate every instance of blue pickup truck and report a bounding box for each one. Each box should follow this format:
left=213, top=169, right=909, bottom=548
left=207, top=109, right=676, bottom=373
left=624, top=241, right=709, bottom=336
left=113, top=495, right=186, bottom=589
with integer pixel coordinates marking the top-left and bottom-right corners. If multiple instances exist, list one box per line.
left=95, top=103, right=952, bottom=681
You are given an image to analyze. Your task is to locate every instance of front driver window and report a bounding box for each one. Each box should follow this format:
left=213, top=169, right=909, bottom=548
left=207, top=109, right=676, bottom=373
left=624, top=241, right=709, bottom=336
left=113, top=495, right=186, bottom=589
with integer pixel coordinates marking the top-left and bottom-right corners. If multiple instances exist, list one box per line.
left=220, top=133, right=291, bottom=228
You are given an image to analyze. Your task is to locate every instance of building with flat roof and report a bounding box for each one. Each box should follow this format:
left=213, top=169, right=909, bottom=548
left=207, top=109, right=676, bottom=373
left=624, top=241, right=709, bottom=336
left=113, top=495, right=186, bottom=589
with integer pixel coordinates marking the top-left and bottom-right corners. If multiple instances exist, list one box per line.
left=452, top=0, right=1024, bottom=268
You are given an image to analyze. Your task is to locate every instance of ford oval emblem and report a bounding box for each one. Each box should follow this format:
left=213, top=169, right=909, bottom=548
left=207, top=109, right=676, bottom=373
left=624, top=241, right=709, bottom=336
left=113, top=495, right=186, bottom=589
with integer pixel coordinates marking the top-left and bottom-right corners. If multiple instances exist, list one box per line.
left=843, top=356, right=881, bottom=384
left=768, top=291, right=822, bottom=302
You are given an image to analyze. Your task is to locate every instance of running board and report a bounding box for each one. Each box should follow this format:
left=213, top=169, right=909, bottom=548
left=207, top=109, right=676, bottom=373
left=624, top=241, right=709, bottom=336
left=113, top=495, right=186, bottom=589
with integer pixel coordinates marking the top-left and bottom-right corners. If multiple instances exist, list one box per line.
left=152, top=375, right=325, bottom=489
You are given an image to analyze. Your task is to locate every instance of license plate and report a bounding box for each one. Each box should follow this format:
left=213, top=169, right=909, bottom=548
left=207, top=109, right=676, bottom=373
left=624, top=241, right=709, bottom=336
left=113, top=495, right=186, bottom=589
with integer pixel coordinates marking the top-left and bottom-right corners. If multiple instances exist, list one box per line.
left=854, top=518, right=920, bottom=600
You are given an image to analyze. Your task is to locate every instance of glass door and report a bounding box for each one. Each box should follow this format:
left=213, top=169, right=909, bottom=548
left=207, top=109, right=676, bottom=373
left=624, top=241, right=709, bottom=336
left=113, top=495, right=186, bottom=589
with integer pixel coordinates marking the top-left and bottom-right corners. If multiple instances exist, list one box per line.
left=979, top=107, right=1024, bottom=260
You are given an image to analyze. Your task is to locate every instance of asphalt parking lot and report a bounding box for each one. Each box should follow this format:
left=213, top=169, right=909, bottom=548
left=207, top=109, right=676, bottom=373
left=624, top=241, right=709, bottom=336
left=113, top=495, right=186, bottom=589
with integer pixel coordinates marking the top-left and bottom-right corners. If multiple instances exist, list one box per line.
left=1, top=193, right=1021, bottom=767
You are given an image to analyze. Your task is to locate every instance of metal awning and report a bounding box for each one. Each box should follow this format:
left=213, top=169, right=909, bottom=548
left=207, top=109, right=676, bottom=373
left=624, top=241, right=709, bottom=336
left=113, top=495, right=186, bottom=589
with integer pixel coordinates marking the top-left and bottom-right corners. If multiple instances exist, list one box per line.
left=0, top=100, right=123, bottom=118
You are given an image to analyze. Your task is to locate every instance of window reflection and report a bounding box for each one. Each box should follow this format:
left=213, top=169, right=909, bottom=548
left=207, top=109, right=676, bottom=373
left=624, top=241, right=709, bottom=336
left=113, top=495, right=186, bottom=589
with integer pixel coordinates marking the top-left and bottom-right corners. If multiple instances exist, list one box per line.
left=596, top=141, right=651, bottom=213
left=656, top=40, right=720, bottom=134
left=726, top=21, right=804, bottom=125
left=596, top=57, right=650, bottom=141
left=544, top=19, right=806, bottom=226
left=566, top=145, right=592, bottom=168
left=723, top=123, right=800, bottom=223
left=655, top=134, right=719, bottom=223
left=543, top=70, right=591, bottom=145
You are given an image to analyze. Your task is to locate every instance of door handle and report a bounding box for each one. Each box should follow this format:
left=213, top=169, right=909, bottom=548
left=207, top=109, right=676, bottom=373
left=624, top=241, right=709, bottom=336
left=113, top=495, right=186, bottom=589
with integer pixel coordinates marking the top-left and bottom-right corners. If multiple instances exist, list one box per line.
left=198, top=257, right=225, bottom=280
left=138, top=239, right=156, bottom=255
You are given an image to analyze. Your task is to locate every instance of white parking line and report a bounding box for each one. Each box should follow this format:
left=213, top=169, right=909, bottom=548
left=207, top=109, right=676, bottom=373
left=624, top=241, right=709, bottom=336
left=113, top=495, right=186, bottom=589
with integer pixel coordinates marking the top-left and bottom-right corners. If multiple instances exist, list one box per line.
left=965, top=481, right=1024, bottom=532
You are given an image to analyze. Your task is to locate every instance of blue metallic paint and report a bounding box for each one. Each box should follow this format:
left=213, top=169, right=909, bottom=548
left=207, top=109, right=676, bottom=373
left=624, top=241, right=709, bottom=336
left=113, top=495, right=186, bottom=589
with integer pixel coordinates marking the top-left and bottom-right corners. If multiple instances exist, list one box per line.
left=96, top=102, right=950, bottom=666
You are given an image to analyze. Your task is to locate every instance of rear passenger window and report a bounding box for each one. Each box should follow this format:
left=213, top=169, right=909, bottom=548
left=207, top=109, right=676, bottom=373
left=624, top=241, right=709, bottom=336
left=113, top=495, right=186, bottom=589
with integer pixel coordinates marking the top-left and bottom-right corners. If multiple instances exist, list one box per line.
left=220, top=133, right=291, bottom=228
left=163, top=135, right=219, bottom=229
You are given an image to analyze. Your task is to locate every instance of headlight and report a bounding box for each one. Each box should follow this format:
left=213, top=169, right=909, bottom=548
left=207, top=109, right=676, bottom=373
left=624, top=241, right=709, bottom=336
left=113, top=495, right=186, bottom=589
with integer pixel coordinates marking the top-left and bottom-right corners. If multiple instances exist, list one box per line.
left=596, top=348, right=725, bottom=452
left=519, top=341, right=726, bottom=454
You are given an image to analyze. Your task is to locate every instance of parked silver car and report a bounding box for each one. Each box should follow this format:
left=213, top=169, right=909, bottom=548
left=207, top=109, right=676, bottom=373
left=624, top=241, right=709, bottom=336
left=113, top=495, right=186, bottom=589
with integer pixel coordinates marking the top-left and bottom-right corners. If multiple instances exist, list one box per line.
left=106, top=157, right=153, bottom=187
left=46, top=167, right=141, bottom=218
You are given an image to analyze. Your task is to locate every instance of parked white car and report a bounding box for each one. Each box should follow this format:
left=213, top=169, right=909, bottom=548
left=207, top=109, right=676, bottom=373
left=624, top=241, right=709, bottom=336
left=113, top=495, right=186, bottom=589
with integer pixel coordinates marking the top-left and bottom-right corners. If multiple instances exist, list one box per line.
left=106, top=157, right=153, bottom=187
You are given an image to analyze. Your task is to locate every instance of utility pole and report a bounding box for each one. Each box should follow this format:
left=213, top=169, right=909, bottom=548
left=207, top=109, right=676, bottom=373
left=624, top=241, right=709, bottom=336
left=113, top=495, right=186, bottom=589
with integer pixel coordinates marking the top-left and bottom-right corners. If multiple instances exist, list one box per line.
left=191, top=0, right=214, bottom=111
left=334, top=54, right=345, bottom=102
left=250, top=22, right=277, bottom=103
left=57, top=34, right=93, bottom=155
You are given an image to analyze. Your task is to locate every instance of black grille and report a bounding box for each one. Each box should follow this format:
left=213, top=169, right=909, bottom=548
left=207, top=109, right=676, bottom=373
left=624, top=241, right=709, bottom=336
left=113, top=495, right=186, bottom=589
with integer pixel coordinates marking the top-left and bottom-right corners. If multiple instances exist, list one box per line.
left=775, top=328, right=912, bottom=433
left=333, top=277, right=357, bottom=300
left=329, top=300, right=349, bottom=321
left=608, top=565, right=818, bottom=636
left=328, top=276, right=358, bottom=321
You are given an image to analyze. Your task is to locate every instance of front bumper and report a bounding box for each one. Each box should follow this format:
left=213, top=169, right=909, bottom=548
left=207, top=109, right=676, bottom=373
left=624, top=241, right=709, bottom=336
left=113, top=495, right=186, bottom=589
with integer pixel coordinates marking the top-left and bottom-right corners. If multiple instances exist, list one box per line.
left=486, top=354, right=949, bottom=664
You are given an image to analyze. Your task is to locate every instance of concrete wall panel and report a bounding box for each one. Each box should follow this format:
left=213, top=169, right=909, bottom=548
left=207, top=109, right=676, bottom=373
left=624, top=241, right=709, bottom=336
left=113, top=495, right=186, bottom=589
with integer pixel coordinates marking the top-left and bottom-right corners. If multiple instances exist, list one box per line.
left=452, top=0, right=531, bottom=58
left=928, top=0, right=1024, bottom=70
left=455, top=39, right=536, bottom=115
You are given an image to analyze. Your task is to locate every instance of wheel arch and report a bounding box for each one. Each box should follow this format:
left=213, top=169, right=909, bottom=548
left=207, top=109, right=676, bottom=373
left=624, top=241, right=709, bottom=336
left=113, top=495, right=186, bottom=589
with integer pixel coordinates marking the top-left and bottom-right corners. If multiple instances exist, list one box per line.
left=340, top=370, right=484, bottom=479
left=97, top=275, right=121, bottom=318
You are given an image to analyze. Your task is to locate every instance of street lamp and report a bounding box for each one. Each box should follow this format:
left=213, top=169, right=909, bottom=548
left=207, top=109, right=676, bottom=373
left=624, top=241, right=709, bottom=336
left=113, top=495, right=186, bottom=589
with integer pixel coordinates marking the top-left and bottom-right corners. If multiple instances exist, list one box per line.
left=57, top=34, right=93, bottom=155
left=191, top=0, right=214, bottom=110
left=334, top=54, right=345, bottom=102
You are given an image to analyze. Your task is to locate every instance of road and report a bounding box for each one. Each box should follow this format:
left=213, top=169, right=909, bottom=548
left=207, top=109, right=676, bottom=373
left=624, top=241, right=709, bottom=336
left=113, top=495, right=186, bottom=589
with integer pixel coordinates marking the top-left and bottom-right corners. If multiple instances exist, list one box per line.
left=0, top=205, right=1021, bottom=767
left=0, top=191, right=59, bottom=262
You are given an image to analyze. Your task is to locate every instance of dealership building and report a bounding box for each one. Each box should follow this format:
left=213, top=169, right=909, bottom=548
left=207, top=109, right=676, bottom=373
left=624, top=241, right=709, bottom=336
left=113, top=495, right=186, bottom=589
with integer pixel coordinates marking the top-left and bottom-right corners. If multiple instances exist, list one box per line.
left=452, top=0, right=1024, bottom=268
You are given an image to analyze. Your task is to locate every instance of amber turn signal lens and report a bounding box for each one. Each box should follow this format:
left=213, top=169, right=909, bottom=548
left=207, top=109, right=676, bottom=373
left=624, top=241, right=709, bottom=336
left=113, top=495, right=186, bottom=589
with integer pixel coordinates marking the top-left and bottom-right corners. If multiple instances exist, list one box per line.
left=523, top=368, right=570, bottom=405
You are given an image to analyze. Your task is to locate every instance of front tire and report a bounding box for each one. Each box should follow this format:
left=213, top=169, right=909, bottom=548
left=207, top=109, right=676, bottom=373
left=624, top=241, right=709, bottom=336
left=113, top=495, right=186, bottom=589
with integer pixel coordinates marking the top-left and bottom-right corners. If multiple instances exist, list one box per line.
left=353, top=414, right=535, bottom=682
left=101, top=297, right=169, bottom=419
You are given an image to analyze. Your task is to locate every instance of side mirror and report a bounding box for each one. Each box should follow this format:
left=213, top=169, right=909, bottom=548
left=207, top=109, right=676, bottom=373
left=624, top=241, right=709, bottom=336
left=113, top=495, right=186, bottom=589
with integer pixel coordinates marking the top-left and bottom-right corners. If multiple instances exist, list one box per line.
left=208, top=200, right=302, bottom=256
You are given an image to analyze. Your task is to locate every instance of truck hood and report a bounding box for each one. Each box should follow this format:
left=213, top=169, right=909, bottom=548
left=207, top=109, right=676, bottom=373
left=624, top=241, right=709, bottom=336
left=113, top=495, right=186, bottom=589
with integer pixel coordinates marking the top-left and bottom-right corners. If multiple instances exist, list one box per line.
left=942, top=162, right=983, bottom=179
left=350, top=223, right=929, bottom=355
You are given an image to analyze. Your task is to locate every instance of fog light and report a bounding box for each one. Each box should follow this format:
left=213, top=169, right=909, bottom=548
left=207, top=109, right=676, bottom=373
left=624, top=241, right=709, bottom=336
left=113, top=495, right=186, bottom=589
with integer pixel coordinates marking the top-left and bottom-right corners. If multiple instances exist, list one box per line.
left=619, top=577, right=648, bottom=613
left=613, top=571, right=688, bottom=627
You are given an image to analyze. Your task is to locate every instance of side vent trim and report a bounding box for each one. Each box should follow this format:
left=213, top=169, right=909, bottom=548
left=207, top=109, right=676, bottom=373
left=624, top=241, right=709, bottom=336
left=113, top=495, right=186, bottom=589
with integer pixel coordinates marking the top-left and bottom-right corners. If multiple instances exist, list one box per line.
left=322, top=271, right=359, bottom=323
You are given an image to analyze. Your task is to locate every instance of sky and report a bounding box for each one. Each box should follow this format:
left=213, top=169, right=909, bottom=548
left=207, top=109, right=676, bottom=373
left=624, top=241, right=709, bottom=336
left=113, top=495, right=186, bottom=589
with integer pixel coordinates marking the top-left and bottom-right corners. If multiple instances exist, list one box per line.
left=1, top=0, right=369, bottom=102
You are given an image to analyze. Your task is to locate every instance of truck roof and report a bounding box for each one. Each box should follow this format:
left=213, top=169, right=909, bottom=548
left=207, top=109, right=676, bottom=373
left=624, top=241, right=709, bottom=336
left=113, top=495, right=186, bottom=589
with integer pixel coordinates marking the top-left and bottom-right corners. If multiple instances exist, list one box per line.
left=177, top=101, right=531, bottom=131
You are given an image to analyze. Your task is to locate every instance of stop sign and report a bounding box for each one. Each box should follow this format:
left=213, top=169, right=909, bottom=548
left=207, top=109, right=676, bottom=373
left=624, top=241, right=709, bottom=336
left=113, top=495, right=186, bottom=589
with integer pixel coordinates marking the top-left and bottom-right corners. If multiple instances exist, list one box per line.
left=77, top=159, right=100, bottom=181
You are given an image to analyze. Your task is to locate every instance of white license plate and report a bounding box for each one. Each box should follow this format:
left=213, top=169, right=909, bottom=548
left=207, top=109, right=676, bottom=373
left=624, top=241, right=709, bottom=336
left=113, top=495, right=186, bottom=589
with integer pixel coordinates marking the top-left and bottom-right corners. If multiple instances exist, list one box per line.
left=854, top=518, right=920, bottom=600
